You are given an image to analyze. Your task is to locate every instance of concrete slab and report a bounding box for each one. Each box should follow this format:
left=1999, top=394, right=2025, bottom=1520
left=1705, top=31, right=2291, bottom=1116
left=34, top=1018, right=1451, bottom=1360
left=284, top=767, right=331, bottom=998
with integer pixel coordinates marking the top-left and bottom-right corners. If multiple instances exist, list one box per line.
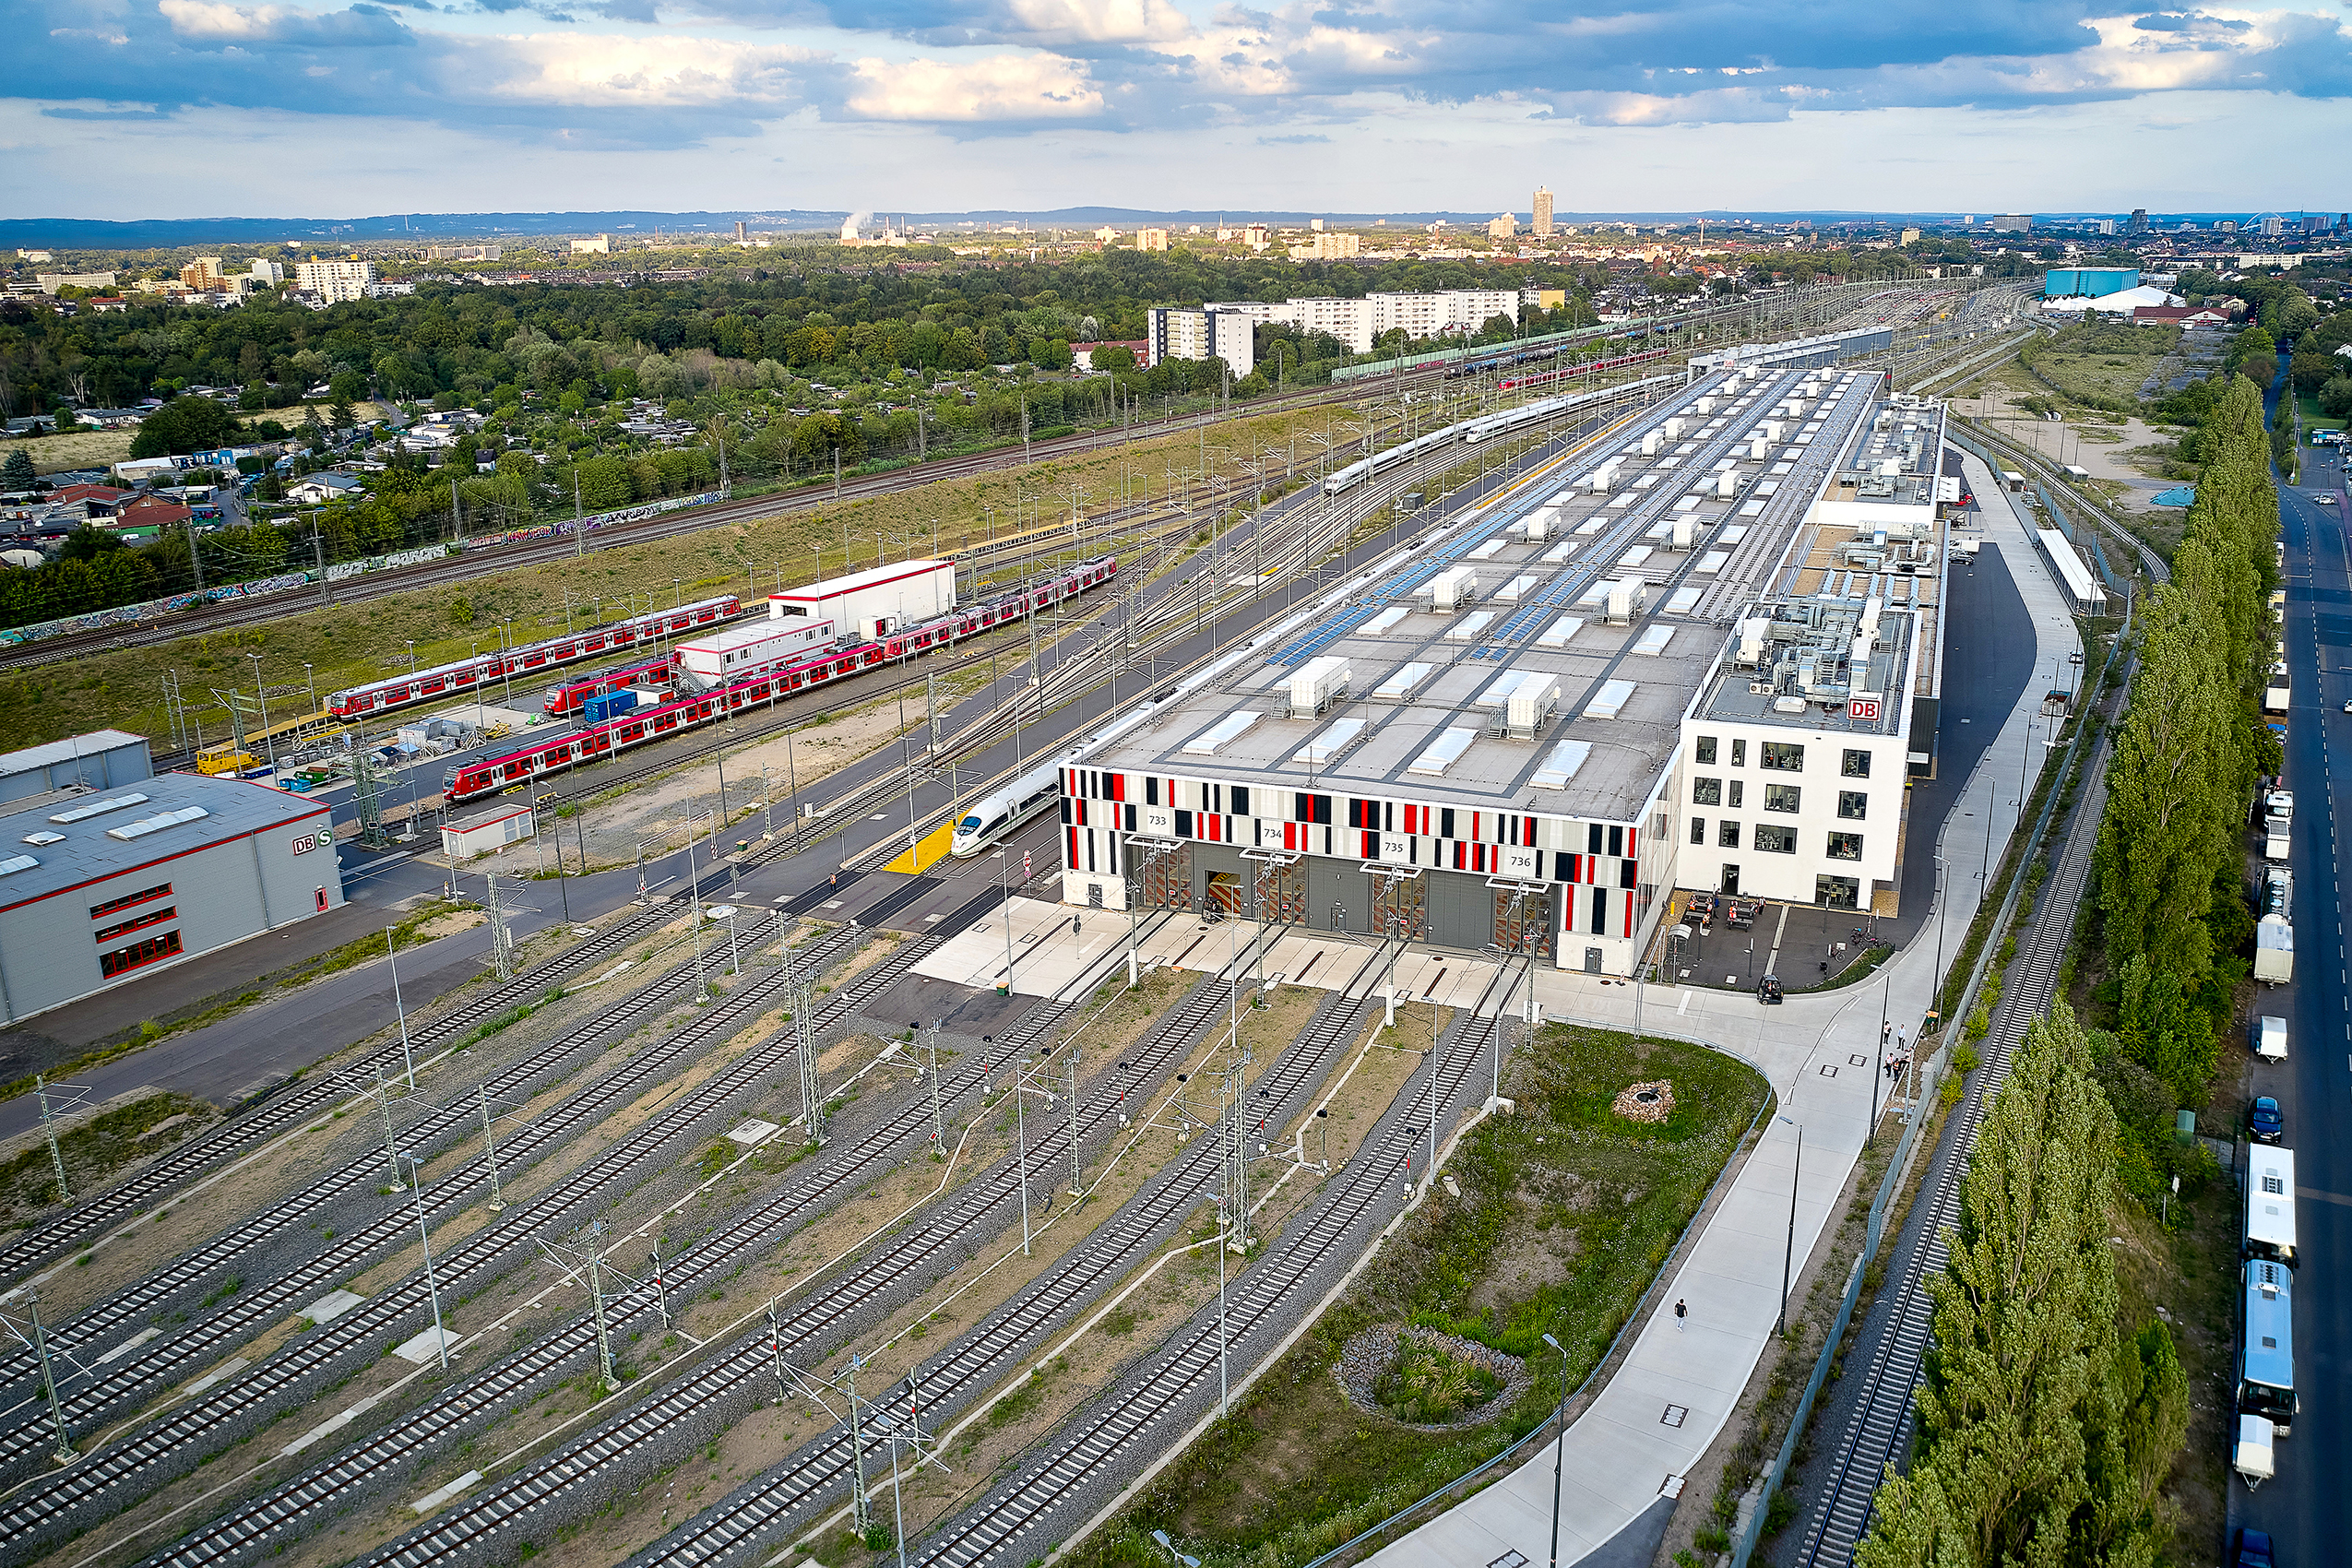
left=392, top=1325, right=462, bottom=1364
left=301, top=1289, right=365, bottom=1326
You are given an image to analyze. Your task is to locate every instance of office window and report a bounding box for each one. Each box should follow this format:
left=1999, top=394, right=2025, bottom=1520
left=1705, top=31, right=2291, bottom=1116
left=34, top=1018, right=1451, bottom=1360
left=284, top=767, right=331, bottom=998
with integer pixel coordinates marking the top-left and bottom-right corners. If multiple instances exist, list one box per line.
left=1728, top=780, right=1744, bottom=809
left=1754, top=824, right=1798, bottom=853
left=1729, top=739, right=1747, bottom=767
left=1719, top=820, right=1741, bottom=848
left=1842, top=748, right=1871, bottom=778
left=1838, top=790, right=1869, bottom=821
left=1761, top=742, right=1805, bottom=772
left=1827, top=831, right=1864, bottom=861
left=1692, top=777, right=1722, bottom=806
left=1695, top=736, right=1717, bottom=765
left=1764, top=784, right=1801, bottom=814
left=101, top=930, right=183, bottom=979
left=1815, top=874, right=1860, bottom=909
left=95, top=907, right=175, bottom=943
left=90, top=882, right=172, bottom=920
left=1691, top=818, right=1707, bottom=845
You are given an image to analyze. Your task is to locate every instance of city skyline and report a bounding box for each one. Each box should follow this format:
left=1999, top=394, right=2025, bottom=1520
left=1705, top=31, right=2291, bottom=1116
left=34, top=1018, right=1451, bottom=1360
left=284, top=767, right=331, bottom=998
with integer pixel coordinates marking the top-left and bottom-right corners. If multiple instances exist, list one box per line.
left=7, top=0, right=2352, bottom=219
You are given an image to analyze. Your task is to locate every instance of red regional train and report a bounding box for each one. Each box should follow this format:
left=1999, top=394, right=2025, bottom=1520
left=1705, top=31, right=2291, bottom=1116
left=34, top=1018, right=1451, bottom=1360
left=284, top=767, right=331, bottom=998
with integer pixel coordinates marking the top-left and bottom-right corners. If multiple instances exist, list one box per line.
left=543, top=655, right=675, bottom=717
left=327, top=596, right=742, bottom=719
left=443, top=557, right=1117, bottom=805
left=1494, top=347, right=1672, bottom=394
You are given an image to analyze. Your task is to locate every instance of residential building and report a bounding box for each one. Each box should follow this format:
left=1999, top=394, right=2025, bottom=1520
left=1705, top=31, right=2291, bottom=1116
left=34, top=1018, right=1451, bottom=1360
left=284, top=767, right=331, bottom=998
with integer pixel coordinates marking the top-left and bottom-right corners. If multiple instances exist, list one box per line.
left=248, top=258, right=286, bottom=285
left=18, top=251, right=53, bottom=263
left=570, top=234, right=613, bottom=254
left=1072, top=341, right=1147, bottom=372
left=1051, top=368, right=1953, bottom=971
left=178, top=257, right=225, bottom=289
left=1990, top=214, right=2034, bottom=232
left=2258, top=215, right=2286, bottom=237
left=1146, top=307, right=1254, bottom=375
left=1094, top=226, right=1121, bottom=243
left=1488, top=213, right=1518, bottom=240
left=1287, top=232, right=1360, bottom=261
left=2129, top=208, right=2149, bottom=233
left=1534, top=187, right=1555, bottom=240
left=422, top=245, right=500, bottom=262
left=286, top=473, right=364, bottom=505
left=1133, top=229, right=1170, bottom=253
left=293, top=259, right=378, bottom=303
left=33, top=271, right=117, bottom=294
left=733, top=221, right=747, bottom=241
left=1900, top=227, right=1921, bottom=244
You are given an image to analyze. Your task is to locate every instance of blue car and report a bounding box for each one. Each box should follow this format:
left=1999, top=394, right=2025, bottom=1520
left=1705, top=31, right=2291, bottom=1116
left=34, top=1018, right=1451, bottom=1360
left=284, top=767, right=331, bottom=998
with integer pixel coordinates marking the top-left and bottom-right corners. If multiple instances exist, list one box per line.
left=2250, top=1097, right=2284, bottom=1145
left=2236, top=1526, right=2274, bottom=1568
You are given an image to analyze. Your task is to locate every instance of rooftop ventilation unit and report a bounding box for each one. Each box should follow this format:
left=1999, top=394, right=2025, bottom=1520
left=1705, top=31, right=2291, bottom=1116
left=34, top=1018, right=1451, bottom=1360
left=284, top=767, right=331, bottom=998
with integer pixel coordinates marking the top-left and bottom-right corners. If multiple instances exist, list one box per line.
left=1603, top=580, right=1645, bottom=625
left=1431, top=566, right=1479, bottom=612
left=1182, top=711, right=1263, bottom=757
left=1289, top=657, right=1350, bottom=719
left=1407, top=727, right=1479, bottom=778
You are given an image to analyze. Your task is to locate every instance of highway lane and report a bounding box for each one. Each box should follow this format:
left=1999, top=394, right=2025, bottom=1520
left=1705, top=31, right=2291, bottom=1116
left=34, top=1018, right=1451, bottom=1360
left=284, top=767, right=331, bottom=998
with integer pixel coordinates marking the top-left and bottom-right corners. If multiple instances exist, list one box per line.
left=2239, top=430, right=2346, bottom=1568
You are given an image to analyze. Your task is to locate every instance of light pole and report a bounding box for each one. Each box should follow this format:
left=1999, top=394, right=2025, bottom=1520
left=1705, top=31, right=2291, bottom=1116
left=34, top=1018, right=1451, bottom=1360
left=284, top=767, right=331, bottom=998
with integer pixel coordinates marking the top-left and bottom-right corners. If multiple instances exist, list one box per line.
left=1543, top=1331, right=1568, bottom=1568
left=1776, top=1115, right=1802, bottom=1336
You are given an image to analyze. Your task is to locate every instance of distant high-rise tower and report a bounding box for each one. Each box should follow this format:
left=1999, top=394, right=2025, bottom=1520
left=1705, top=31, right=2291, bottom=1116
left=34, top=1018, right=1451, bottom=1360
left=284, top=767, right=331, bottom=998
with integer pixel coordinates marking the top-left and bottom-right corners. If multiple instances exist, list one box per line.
left=2128, top=208, right=2148, bottom=234
left=734, top=220, right=747, bottom=241
left=1533, top=186, right=1555, bottom=239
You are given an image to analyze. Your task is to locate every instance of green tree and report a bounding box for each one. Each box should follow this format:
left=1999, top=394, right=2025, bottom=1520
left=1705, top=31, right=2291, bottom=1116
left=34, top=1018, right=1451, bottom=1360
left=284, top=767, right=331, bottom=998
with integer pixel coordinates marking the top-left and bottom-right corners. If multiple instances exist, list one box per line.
left=1860, top=1002, right=2168, bottom=1568
left=2321, top=376, right=2352, bottom=421
left=576, top=455, right=635, bottom=510
left=1, top=449, right=34, bottom=489
left=128, top=395, right=241, bottom=458
left=2096, top=559, right=2239, bottom=988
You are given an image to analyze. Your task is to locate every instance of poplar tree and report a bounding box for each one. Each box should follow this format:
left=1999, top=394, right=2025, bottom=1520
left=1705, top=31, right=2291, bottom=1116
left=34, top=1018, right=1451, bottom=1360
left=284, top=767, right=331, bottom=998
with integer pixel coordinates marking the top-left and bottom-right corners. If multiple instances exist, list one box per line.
left=1860, top=1003, right=2177, bottom=1568
left=2096, top=567, right=2238, bottom=986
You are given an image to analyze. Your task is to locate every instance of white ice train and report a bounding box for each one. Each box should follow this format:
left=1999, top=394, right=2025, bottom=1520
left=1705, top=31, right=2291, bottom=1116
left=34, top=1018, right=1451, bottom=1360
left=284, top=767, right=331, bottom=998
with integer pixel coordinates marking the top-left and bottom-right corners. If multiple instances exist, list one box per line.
left=951, top=765, right=1063, bottom=857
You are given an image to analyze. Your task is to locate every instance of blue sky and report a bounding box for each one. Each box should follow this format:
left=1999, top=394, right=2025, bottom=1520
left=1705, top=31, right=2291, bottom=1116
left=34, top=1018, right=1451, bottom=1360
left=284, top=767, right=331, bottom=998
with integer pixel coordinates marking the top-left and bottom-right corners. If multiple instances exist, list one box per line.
left=7, top=0, right=2350, bottom=218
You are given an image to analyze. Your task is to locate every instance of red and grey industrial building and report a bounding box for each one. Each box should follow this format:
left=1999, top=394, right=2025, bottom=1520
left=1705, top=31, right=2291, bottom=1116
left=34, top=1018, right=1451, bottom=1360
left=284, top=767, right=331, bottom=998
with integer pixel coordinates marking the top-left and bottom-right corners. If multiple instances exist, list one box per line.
left=0, top=731, right=345, bottom=1024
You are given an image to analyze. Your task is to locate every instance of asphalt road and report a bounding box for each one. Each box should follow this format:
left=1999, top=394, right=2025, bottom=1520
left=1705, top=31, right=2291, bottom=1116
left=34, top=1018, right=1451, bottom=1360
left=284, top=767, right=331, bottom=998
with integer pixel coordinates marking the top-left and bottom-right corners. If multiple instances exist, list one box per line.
left=2239, top=428, right=2348, bottom=1568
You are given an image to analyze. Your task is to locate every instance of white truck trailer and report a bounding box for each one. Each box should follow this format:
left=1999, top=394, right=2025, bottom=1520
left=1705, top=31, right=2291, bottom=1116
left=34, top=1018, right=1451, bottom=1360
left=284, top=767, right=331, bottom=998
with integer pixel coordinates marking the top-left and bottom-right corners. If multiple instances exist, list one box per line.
left=2254, top=914, right=2294, bottom=985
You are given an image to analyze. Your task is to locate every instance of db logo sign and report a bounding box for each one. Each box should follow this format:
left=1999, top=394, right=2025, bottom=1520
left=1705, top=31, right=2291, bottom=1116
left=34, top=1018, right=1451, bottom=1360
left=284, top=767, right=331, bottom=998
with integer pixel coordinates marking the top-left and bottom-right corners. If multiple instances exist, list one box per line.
left=291, top=829, right=327, bottom=856
left=1847, top=698, right=1882, bottom=722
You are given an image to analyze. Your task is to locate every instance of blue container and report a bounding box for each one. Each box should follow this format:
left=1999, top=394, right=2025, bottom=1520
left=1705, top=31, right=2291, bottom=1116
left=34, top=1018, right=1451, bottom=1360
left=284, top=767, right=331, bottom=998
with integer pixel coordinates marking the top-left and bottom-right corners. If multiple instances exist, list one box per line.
left=583, top=688, right=640, bottom=725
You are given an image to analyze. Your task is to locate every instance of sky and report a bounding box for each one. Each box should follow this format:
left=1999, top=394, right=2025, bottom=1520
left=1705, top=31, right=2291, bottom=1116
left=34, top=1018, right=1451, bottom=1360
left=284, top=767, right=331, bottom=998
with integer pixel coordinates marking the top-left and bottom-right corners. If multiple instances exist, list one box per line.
left=7, top=0, right=2352, bottom=220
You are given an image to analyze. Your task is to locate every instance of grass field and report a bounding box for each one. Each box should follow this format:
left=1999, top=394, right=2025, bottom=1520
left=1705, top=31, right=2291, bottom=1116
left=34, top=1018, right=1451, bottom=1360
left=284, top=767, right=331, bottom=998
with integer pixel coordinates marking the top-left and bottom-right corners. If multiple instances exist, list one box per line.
left=1068, top=1018, right=1768, bottom=1568
left=0, top=428, right=137, bottom=474
left=0, top=401, right=1360, bottom=748
left=2298, top=394, right=2346, bottom=433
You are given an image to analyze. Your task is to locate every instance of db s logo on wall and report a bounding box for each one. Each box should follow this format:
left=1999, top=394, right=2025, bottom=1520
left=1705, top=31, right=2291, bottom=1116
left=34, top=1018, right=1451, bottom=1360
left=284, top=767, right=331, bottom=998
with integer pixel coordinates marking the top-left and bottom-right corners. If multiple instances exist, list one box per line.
left=1847, top=698, right=1882, bottom=723
left=291, top=830, right=328, bottom=856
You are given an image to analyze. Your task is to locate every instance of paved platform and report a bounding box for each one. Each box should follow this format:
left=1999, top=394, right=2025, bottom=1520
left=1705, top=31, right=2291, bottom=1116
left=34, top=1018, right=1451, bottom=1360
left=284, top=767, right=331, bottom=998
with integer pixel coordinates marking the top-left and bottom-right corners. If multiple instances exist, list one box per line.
left=1357, top=445, right=2084, bottom=1568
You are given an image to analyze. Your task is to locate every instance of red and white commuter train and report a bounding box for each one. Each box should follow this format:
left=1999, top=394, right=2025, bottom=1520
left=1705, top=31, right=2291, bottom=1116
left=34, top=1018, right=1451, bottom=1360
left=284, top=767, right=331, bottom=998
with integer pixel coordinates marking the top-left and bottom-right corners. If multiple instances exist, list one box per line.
left=443, top=557, right=1117, bottom=805
left=327, top=596, right=742, bottom=719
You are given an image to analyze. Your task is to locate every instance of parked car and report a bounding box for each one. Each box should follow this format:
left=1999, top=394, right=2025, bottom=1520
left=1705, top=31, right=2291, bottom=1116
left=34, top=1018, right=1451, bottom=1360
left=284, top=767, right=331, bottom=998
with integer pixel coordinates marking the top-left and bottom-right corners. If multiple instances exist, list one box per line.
left=2235, top=1526, right=2275, bottom=1568
left=2250, top=1096, right=2284, bottom=1144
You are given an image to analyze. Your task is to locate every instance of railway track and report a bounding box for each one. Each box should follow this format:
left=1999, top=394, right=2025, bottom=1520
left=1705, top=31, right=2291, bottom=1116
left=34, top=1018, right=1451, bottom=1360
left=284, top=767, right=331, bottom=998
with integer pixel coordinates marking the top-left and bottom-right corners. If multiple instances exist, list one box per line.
left=0, top=914, right=933, bottom=1559
left=1788, top=723, right=2113, bottom=1568
left=901, top=995, right=1503, bottom=1568
left=2, top=377, right=1402, bottom=677
left=0, top=906, right=678, bottom=1287
left=0, top=909, right=803, bottom=1475
left=321, top=932, right=1365, bottom=1568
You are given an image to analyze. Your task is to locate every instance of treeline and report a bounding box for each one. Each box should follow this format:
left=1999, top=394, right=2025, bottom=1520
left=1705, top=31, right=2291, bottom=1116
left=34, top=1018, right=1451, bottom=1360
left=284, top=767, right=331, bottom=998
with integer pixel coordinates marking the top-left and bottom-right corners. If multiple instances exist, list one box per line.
left=0, top=253, right=1610, bottom=418
left=2096, top=373, right=2275, bottom=1145
left=1860, top=1003, right=2189, bottom=1567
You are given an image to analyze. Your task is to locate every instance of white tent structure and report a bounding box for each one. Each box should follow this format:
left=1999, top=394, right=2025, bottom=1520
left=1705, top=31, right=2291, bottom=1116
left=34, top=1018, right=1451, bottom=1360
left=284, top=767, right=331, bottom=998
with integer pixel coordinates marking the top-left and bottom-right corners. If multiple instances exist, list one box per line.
left=2042, top=285, right=2185, bottom=316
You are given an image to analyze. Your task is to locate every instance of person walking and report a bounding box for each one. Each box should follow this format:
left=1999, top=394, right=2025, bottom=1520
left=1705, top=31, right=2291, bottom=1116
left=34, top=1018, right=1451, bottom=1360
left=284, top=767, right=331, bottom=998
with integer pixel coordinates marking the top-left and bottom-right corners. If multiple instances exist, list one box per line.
left=1674, top=1299, right=1687, bottom=1332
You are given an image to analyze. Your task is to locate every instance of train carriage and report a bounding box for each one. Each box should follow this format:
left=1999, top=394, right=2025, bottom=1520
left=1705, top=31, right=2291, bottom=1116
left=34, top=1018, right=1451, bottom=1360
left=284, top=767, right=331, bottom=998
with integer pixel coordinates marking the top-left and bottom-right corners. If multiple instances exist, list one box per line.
left=444, top=557, right=1116, bottom=804
left=331, top=595, right=740, bottom=719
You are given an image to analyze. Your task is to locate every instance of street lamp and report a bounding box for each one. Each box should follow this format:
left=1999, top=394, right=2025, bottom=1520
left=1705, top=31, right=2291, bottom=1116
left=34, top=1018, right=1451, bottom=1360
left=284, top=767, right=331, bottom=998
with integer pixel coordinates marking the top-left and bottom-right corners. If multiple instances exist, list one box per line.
left=1776, top=1114, right=1803, bottom=1336
left=1543, top=1331, right=1569, bottom=1568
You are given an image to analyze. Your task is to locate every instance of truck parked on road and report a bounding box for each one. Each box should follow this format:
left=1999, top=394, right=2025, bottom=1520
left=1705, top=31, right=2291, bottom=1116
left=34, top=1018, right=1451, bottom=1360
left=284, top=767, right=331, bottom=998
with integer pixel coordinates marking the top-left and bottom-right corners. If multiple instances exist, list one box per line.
left=2255, top=914, right=2294, bottom=985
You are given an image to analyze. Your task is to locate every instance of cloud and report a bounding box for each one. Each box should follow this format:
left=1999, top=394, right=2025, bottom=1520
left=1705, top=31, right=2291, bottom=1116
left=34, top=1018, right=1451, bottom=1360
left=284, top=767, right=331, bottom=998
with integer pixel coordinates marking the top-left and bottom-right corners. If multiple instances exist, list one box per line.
left=842, top=52, right=1102, bottom=118
left=1256, top=131, right=1327, bottom=141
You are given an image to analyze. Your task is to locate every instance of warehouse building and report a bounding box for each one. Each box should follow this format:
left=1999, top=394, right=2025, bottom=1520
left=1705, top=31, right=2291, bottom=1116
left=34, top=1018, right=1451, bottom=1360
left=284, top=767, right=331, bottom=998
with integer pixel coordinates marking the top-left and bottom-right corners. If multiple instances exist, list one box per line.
left=0, top=730, right=153, bottom=804
left=768, top=560, right=956, bottom=641
left=1053, top=365, right=1953, bottom=974
left=0, top=736, right=345, bottom=1023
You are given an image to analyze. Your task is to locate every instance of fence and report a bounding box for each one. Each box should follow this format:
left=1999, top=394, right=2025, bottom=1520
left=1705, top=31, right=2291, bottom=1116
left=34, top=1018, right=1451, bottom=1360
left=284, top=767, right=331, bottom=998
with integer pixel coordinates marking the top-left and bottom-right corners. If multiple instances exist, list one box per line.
left=1726, top=608, right=2125, bottom=1566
